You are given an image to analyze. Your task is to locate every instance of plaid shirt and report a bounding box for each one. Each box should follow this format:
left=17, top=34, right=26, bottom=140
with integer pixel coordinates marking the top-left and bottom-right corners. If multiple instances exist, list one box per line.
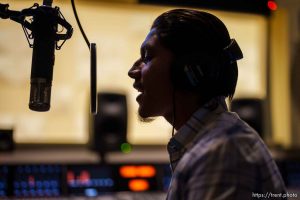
left=166, top=96, right=286, bottom=200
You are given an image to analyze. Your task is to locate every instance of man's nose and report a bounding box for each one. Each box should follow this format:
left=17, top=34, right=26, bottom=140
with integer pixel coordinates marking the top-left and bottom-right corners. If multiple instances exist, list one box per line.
left=128, top=58, right=142, bottom=79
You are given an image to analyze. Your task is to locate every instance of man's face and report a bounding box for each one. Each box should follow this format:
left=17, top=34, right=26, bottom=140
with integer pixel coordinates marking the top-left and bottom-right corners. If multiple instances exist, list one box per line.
left=128, top=29, right=174, bottom=120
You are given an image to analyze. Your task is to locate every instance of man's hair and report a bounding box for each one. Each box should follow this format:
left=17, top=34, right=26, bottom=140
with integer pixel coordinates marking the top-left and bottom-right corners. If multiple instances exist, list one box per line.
left=151, top=9, right=238, bottom=101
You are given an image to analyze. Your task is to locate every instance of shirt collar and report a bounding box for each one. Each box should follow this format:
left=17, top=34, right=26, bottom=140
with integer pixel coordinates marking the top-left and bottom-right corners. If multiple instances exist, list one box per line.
left=167, top=96, right=228, bottom=171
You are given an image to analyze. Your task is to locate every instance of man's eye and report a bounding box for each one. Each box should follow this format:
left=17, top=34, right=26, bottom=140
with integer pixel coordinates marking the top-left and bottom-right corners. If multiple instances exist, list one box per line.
left=142, top=54, right=152, bottom=63
left=143, top=55, right=152, bottom=63
left=141, top=50, right=152, bottom=64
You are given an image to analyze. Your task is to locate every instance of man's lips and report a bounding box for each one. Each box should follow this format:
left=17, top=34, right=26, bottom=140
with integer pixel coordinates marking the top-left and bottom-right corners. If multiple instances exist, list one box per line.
left=133, top=82, right=144, bottom=102
left=133, top=82, right=144, bottom=93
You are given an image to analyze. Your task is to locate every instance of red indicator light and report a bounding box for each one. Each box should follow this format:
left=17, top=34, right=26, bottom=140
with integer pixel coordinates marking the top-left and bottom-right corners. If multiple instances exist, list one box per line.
left=28, top=175, right=35, bottom=187
left=128, top=179, right=149, bottom=191
left=120, top=165, right=156, bottom=178
left=267, top=1, right=277, bottom=11
left=67, top=171, right=75, bottom=183
left=120, top=165, right=137, bottom=178
left=138, top=165, right=156, bottom=178
left=79, top=170, right=90, bottom=184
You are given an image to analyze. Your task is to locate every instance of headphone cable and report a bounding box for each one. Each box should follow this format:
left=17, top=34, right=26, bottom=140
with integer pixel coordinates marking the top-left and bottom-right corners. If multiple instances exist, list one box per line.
left=172, top=90, right=176, bottom=137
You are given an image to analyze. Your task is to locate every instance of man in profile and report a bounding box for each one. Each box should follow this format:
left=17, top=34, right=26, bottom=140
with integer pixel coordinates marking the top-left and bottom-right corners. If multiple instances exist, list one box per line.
left=128, top=8, right=286, bottom=199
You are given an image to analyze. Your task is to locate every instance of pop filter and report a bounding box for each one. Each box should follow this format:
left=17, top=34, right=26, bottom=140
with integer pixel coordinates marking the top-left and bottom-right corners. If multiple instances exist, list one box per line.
left=90, top=43, right=97, bottom=114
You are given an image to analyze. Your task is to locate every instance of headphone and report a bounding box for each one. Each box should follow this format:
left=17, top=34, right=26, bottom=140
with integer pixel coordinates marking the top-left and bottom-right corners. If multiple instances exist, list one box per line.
left=171, top=39, right=243, bottom=91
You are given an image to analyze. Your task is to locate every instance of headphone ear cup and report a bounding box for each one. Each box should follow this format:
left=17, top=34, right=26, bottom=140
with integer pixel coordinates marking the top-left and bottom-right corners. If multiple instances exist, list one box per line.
left=171, top=56, right=205, bottom=90
left=171, top=59, right=190, bottom=90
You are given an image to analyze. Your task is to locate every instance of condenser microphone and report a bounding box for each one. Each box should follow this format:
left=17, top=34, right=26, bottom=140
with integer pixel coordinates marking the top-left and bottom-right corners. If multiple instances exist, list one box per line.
left=29, top=4, right=56, bottom=111
left=0, top=1, right=79, bottom=112
left=1, top=1, right=73, bottom=111
left=20, top=0, right=73, bottom=112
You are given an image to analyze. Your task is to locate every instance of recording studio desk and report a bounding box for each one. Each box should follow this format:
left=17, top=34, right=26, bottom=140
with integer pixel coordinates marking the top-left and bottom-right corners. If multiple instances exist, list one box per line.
left=0, top=145, right=169, bottom=164
left=0, top=146, right=299, bottom=199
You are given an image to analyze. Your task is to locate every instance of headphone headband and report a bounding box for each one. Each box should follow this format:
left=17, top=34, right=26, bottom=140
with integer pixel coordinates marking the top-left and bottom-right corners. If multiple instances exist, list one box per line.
left=223, top=39, right=243, bottom=64
left=171, top=38, right=243, bottom=91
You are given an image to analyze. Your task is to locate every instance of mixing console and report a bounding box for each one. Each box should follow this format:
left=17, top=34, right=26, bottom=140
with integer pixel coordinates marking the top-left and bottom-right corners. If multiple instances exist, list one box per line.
left=0, top=163, right=171, bottom=199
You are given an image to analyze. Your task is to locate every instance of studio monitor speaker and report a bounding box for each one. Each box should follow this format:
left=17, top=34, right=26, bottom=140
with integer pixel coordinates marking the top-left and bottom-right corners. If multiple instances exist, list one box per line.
left=231, top=98, right=264, bottom=137
left=0, top=129, right=14, bottom=152
left=90, top=92, right=127, bottom=153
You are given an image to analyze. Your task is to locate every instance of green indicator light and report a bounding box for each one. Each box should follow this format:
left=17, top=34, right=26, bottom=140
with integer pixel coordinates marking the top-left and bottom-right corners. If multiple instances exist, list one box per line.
left=121, top=143, right=132, bottom=153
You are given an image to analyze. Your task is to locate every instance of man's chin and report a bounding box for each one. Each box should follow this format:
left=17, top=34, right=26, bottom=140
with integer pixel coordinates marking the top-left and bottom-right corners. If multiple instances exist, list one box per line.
left=138, top=114, right=155, bottom=123
left=138, top=108, right=155, bottom=122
